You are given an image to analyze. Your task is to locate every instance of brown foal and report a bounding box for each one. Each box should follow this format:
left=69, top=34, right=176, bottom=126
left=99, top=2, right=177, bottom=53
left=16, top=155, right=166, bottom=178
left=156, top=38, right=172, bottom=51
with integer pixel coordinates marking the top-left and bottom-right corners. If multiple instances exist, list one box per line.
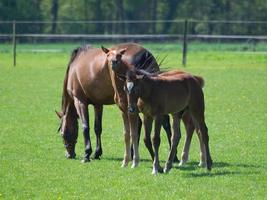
left=125, top=69, right=213, bottom=174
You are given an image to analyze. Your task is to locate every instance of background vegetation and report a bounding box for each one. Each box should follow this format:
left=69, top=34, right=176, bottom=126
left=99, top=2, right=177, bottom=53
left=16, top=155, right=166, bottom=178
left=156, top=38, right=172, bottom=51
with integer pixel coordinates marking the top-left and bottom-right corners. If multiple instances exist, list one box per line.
left=1, top=0, right=267, bottom=35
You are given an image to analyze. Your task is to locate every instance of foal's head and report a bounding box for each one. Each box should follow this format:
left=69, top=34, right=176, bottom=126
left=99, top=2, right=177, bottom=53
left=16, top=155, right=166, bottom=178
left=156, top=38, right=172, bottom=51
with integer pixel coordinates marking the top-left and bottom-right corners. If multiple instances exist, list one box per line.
left=56, top=106, right=78, bottom=159
left=125, top=70, right=145, bottom=114
left=101, top=46, right=127, bottom=73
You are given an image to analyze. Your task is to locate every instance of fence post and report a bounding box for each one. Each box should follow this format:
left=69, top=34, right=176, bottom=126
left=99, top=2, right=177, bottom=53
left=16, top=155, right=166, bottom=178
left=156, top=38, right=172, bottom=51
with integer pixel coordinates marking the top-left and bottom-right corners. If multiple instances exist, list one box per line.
left=182, top=19, right=188, bottom=67
left=12, top=20, right=16, bottom=67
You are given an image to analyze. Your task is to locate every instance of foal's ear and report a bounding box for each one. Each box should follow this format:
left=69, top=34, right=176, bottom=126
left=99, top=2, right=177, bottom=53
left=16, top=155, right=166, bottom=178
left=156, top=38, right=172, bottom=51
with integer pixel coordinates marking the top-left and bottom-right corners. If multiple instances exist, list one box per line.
left=119, top=48, right=127, bottom=55
left=55, top=110, right=63, bottom=119
left=101, top=46, right=110, bottom=54
left=136, top=74, right=145, bottom=80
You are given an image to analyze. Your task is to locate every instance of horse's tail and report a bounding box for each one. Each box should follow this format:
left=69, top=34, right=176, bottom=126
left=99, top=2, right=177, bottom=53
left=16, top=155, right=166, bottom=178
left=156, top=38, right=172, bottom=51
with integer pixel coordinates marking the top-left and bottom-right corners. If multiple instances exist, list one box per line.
left=194, top=75, right=205, bottom=88
left=61, top=47, right=81, bottom=111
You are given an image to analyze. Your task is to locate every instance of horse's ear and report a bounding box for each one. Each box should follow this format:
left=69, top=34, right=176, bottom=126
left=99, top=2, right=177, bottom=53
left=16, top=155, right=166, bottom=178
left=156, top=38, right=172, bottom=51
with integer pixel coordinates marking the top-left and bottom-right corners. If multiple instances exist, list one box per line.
left=119, top=48, right=127, bottom=55
left=136, top=74, right=145, bottom=80
left=101, top=46, right=109, bottom=54
left=55, top=110, right=63, bottom=118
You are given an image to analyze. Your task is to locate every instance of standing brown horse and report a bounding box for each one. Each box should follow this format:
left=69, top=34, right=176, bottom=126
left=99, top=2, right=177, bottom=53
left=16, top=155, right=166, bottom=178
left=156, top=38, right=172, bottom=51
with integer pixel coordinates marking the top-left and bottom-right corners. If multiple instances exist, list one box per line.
left=101, top=45, right=207, bottom=168
left=56, top=43, right=176, bottom=163
left=125, top=69, right=213, bottom=174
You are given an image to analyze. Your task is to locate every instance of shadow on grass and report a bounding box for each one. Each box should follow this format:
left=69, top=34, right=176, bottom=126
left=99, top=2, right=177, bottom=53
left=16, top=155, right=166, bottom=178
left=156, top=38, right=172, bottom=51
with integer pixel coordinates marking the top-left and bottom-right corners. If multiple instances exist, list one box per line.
left=176, top=161, right=261, bottom=178
left=103, top=156, right=152, bottom=163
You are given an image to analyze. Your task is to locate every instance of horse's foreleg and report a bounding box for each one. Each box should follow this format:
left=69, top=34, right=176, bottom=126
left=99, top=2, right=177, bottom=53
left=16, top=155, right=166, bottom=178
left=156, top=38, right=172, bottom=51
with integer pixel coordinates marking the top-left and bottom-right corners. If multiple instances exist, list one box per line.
left=164, top=114, right=181, bottom=173
left=121, top=112, right=131, bottom=167
left=93, top=105, right=103, bottom=159
left=152, top=115, right=163, bottom=175
left=74, top=97, right=92, bottom=163
left=179, top=112, right=195, bottom=166
left=128, top=113, right=140, bottom=168
left=131, top=116, right=142, bottom=160
left=162, top=115, right=179, bottom=163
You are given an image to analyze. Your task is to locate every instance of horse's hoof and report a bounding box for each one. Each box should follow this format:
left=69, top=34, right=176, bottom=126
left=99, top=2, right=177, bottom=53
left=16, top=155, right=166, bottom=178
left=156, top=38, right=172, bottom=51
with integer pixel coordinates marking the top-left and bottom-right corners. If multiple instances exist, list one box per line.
left=164, top=162, right=172, bottom=173
left=65, top=152, right=76, bottom=159
left=81, top=158, right=90, bottom=163
left=93, top=149, right=102, bottom=160
left=173, top=156, right=180, bottom=163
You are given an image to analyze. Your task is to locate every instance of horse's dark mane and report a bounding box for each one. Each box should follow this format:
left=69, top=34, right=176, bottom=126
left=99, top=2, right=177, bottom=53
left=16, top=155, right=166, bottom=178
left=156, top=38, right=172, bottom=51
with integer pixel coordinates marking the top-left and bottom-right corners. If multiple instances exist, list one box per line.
left=134, top=49, right=159, bottom=73
left=61, top=45, right=93, bottom=113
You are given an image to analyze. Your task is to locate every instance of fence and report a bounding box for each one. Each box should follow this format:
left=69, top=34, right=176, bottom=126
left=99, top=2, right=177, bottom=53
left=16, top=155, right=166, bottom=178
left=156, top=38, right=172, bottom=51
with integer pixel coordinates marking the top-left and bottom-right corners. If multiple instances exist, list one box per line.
left=1, top=19, right=267, bottom=66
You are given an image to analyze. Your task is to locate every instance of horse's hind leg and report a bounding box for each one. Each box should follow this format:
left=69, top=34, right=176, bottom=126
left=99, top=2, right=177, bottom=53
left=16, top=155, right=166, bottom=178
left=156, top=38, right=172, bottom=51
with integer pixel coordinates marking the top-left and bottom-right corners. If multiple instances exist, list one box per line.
left=143, top=115, right=154, bottom=161
left=74, top=97, right=92, bottom=163
left=179, top=111, right=195, bottom=166
left=162, top=115, right=179, bottom=162
left=93, top=105, right=103, bottom=159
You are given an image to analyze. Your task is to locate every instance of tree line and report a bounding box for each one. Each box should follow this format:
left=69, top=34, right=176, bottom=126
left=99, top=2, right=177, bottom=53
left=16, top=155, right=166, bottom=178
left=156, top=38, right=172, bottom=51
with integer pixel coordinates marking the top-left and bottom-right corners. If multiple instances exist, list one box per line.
left=0, top=0, right=267, bottom=35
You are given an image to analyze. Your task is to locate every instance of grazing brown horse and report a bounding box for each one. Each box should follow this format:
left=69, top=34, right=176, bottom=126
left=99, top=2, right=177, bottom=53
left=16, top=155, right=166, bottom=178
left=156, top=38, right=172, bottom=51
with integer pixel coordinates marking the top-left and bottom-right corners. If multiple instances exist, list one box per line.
left=101, top=45, right=207, bottom=168
left=56, top=43, right=176, bottom=163
left=125, top=69, right=213, bottom=174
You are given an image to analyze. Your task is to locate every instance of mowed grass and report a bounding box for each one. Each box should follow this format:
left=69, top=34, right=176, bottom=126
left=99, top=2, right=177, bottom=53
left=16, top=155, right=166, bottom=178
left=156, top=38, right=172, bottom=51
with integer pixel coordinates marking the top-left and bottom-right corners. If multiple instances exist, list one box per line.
left=0, top=43, right=267, bottom=199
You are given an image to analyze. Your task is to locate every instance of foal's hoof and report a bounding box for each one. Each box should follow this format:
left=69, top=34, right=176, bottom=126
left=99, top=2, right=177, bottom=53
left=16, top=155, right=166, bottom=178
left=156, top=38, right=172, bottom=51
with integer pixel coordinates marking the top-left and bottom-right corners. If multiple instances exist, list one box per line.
left=198, top=161, right=207, bottom=168
left=121, top=160, right=129, bottom=167
left=178, top=160, right=187, bottom=167
left=131, top=162, right=139, bottom=168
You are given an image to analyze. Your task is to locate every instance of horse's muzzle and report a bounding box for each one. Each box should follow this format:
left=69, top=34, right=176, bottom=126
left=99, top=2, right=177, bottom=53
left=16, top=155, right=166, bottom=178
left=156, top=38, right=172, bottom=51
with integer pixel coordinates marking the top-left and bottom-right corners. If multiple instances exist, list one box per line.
left=128, top=106, right=138, bottom=114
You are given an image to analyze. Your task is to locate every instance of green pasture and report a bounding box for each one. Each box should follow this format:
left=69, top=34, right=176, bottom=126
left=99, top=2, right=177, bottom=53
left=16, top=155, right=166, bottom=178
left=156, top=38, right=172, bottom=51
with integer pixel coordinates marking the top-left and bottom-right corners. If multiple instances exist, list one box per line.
left=0, top=42, right=267, bottom=199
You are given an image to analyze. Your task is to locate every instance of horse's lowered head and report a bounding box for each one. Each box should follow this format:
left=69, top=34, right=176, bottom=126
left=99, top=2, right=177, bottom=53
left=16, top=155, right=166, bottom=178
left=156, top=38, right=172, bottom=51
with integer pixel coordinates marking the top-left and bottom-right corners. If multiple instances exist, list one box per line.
left=56, top=107, right=78, bottom=159
left=101, top=46, right=127, bottom=73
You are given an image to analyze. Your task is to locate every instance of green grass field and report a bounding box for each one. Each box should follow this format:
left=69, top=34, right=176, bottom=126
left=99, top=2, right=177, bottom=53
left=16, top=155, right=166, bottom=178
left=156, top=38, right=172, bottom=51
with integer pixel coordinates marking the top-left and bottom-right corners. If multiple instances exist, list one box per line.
left=0, top=42, right=267, bottom=199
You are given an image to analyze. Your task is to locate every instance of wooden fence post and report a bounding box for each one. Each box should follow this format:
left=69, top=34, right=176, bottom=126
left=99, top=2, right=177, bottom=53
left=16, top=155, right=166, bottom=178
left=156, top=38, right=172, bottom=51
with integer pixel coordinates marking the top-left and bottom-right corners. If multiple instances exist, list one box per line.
left=12, top=20, right=16, bottom=67
left=182, top=19, right=188, bottom=67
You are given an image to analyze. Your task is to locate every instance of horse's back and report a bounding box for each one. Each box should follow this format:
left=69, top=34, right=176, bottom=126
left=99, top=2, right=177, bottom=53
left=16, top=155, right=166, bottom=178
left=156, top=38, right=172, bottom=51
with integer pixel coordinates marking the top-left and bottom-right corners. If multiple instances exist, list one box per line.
left=68, top=47, right=114, bottom=104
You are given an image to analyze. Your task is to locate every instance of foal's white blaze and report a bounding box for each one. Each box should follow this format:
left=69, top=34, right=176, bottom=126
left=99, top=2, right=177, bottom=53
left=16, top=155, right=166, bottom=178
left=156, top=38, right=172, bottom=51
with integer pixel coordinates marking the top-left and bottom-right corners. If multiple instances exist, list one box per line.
left=127, top=82, right=134, bottom=93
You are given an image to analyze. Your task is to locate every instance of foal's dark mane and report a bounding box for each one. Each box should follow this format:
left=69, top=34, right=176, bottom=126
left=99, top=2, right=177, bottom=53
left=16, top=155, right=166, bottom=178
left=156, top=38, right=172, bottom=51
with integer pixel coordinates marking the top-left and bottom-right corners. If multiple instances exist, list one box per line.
left=61, top=45, right=93, bottom=114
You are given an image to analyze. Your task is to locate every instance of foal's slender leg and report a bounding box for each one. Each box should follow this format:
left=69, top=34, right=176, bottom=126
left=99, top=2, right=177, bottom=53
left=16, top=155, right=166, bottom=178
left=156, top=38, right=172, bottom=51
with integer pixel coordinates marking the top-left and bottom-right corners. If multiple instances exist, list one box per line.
left=143, top=115, right=154, bottom=161
left=74, top=97, right=92, bottom=162
left=152, top=115, right=163, bottom=175
left=197, top=118, right=212, bottom=170
left=93, top=105, right=103, bottom=159
left=128, top=113, right=140, bottom=168
left=121, top=112, right=131, bottom=167
left=195, top=129, right=207, bottom=167
left=179, top=112, right=195, bottom=166
left=162, top=115, right=179, bottom=162
left=164, top=114, right=181, bottom=173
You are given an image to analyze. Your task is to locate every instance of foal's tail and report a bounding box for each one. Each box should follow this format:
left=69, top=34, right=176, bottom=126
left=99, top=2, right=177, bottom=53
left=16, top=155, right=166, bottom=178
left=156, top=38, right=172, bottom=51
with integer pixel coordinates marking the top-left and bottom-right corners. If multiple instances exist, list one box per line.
left=193, top=75, right=205, bottom=88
